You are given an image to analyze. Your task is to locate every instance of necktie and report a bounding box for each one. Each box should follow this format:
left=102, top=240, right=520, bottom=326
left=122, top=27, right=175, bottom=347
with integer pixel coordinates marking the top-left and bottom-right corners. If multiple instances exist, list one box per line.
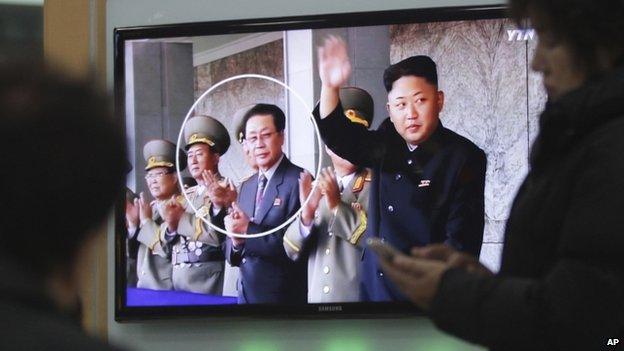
left=254, top=174, right=267, bottom=218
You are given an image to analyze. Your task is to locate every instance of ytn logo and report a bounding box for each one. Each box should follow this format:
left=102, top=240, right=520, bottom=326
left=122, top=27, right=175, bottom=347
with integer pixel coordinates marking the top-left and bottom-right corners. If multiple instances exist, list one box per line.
left=507, top=29, right=535, bottom=41
left=607, top=338, right=620, bottom=346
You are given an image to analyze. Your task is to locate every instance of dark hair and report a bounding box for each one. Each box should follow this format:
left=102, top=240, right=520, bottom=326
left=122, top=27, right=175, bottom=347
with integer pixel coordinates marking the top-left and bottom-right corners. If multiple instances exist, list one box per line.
left=241, top=103, right=286, bottom=134
left=509, top=0, right=624, bottom=74
left=0, top=64, right=126, bottom=277
left=383, top=55, right=438, bottom=92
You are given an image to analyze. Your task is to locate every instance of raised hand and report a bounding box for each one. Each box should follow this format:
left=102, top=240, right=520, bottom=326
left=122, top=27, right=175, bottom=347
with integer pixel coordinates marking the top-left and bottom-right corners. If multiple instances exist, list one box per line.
left=318, top=35, right=352, bottom=89
left=299, top=171, right=322, bottom=226
left=126, top=198, right=139, bottom=229
left=138, top=192, right=152, bottom=223
left=163, top=195, right=184, bottom=232
left=224, top=202, right=250, bottom=250
left=319, top=167, right=340, bottom=210
left=203, top=171, right=237, bottom=208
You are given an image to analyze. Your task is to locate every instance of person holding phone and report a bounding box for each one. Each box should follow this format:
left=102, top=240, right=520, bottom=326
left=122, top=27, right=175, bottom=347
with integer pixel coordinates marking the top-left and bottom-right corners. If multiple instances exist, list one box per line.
left=372, top=0, right=624, bottom=350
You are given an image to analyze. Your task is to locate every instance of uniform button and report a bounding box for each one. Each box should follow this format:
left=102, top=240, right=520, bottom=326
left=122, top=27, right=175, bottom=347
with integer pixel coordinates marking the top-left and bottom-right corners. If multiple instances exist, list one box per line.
left=323, top=285, right=330, bottom=294
left=188, top=242, right=196, bottom=250
left=141, top=270, right=146, bottom=275
left=194, top=248, right=203, bottom=256
left=325, top=248, right=330, bottom=255
left=242, top=258, right=247, bottom=264
left=323, top=266, right=330, bottom=274
left=407, top=159, right=413, bottom=165
left=387, top=205, right=394, bottom=212
left=378, top=271, right=384, bottom=277
left=328, top=231, right=333, bottom=236
left=395, top=174, right=402, bottom=180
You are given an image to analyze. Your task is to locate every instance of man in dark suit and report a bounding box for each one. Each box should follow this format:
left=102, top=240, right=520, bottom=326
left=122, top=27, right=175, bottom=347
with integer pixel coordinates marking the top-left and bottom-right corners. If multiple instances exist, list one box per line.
left=315, top=37, right=486, bottom=301
left=225, top=103, right=306, bottom=304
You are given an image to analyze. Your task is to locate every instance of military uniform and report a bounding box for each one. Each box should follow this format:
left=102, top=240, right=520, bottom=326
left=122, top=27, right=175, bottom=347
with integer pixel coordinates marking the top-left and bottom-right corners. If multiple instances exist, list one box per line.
left=133, top=139, right=184, bottom=290
left=169, top=115, right=231, bottom=295
left=284, top=168, right=371, bottom=303
left=135, top=200, right=175, bottom=290
left=283, top=87, right=374, bottom=303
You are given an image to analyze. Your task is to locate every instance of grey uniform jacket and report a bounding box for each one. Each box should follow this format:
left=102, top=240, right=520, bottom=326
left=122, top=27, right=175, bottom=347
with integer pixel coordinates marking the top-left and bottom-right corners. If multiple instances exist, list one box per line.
left=284, top=168, right=371, bottom=303
left=134, top=201, right=174, bottom=290
left=172, top=186, right=225, bottom=295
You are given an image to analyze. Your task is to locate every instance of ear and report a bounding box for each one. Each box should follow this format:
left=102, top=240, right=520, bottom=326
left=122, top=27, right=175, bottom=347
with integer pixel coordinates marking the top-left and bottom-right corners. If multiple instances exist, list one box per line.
left=277, top=130, right=285, bottom=146
left=437, top=90, right=445, bottom=112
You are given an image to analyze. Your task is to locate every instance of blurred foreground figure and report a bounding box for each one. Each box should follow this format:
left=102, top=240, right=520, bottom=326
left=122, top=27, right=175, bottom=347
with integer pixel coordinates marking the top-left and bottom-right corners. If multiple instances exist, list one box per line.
left=0, top=65, right=126, bottom=350
left=374, top=1, right=624, bottom=350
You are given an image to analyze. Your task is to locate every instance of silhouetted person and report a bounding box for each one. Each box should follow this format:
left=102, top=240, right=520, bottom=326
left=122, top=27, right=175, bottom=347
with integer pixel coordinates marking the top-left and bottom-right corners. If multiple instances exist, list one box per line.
left=0, top=64, right=126, bottom=350
left=374, top=1, right=624, bottom=350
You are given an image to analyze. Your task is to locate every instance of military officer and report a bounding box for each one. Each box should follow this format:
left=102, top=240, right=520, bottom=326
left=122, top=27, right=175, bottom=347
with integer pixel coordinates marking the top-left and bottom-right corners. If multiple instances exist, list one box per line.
left=167, top=115, right=235, bottom=295
left=130, top=139, right=185, bottom=290
left=283, top=87, right=373, bottom=303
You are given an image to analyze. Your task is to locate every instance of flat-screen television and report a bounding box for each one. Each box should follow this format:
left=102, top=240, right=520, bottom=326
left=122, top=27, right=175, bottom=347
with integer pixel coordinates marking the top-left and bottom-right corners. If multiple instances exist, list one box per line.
left=114, top=4, right=545, bottom=320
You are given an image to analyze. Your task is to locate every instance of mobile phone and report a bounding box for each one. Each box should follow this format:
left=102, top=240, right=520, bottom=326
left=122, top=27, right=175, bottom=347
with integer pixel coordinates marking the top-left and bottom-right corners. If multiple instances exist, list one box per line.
left=366, top=237, right=402, bottom=261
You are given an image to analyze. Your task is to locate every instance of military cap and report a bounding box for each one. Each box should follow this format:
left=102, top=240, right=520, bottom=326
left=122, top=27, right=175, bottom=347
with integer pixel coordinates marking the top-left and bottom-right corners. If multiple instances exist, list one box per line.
left=231, top=105, right=255, bottom=144
left=339, top=87, right=374, bottom=129
left=143, top=139, right=186, bottom=171
left=183, top=115, right=230, bottom=154
left=235, top=117, right=246, bottom=144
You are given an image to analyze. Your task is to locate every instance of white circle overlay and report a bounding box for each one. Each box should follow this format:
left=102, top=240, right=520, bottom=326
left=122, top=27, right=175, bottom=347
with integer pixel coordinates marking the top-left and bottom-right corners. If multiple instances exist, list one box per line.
left=176, top=74, right=324, bottom=239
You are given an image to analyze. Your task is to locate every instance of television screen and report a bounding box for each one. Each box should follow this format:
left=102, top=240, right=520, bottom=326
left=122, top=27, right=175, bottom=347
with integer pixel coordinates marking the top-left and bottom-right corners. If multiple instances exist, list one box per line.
left=114, top=5, right=545, bottom=320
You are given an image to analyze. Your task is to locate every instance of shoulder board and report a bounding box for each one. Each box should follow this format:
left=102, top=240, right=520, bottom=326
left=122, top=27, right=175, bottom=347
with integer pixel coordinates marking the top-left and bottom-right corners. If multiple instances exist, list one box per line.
left=184, top=185, right=197, bottom=194
left=352, top=174, right=365, bottom=194
left=352, top=169, right=372, bottom=194
left=364, top=168, right=372, bottom=182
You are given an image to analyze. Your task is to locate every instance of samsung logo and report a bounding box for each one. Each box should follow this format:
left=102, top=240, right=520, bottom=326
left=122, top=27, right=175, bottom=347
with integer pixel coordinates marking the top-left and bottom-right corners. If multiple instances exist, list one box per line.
left=318, top=305, right=343, bottom=312
left=507, top=29, right=535, bottom=41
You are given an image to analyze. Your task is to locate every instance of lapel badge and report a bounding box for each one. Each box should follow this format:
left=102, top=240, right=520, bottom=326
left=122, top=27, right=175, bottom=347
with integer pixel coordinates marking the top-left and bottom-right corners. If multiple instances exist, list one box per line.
left=273, top=197, right=282, bottom=206
left=418, top=179, right=431, bottom=188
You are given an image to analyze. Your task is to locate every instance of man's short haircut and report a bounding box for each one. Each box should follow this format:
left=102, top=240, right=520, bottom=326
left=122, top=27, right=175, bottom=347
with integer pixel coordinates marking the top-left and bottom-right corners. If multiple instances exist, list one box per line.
left=241, top=103, right=286, bottom=134
left=509, top=0, right=624, bottom=76
left=383, top=55, right=438, bottom=92
left=0, top=64, right=126, bottom=277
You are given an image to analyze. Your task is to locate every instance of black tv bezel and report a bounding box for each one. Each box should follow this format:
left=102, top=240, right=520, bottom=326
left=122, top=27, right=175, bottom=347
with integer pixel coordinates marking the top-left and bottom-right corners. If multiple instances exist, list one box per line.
left=114, top=4, right=508, bottom=322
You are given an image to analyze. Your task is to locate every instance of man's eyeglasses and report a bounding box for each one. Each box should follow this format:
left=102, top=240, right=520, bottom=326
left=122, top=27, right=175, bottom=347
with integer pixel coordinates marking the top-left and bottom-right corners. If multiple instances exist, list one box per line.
left=246, top=131, right=278, bottom=145
left=145, top=170, right=173, bottom=180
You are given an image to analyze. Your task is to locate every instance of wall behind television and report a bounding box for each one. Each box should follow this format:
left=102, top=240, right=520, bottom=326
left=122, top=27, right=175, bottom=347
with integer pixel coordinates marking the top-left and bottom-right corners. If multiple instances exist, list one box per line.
left=107, top=1, right=504, bottom=351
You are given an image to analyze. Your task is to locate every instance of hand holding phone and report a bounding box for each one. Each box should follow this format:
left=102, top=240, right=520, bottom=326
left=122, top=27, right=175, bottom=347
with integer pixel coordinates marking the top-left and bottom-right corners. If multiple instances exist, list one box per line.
left=366, top=237, right=403, bottom=262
